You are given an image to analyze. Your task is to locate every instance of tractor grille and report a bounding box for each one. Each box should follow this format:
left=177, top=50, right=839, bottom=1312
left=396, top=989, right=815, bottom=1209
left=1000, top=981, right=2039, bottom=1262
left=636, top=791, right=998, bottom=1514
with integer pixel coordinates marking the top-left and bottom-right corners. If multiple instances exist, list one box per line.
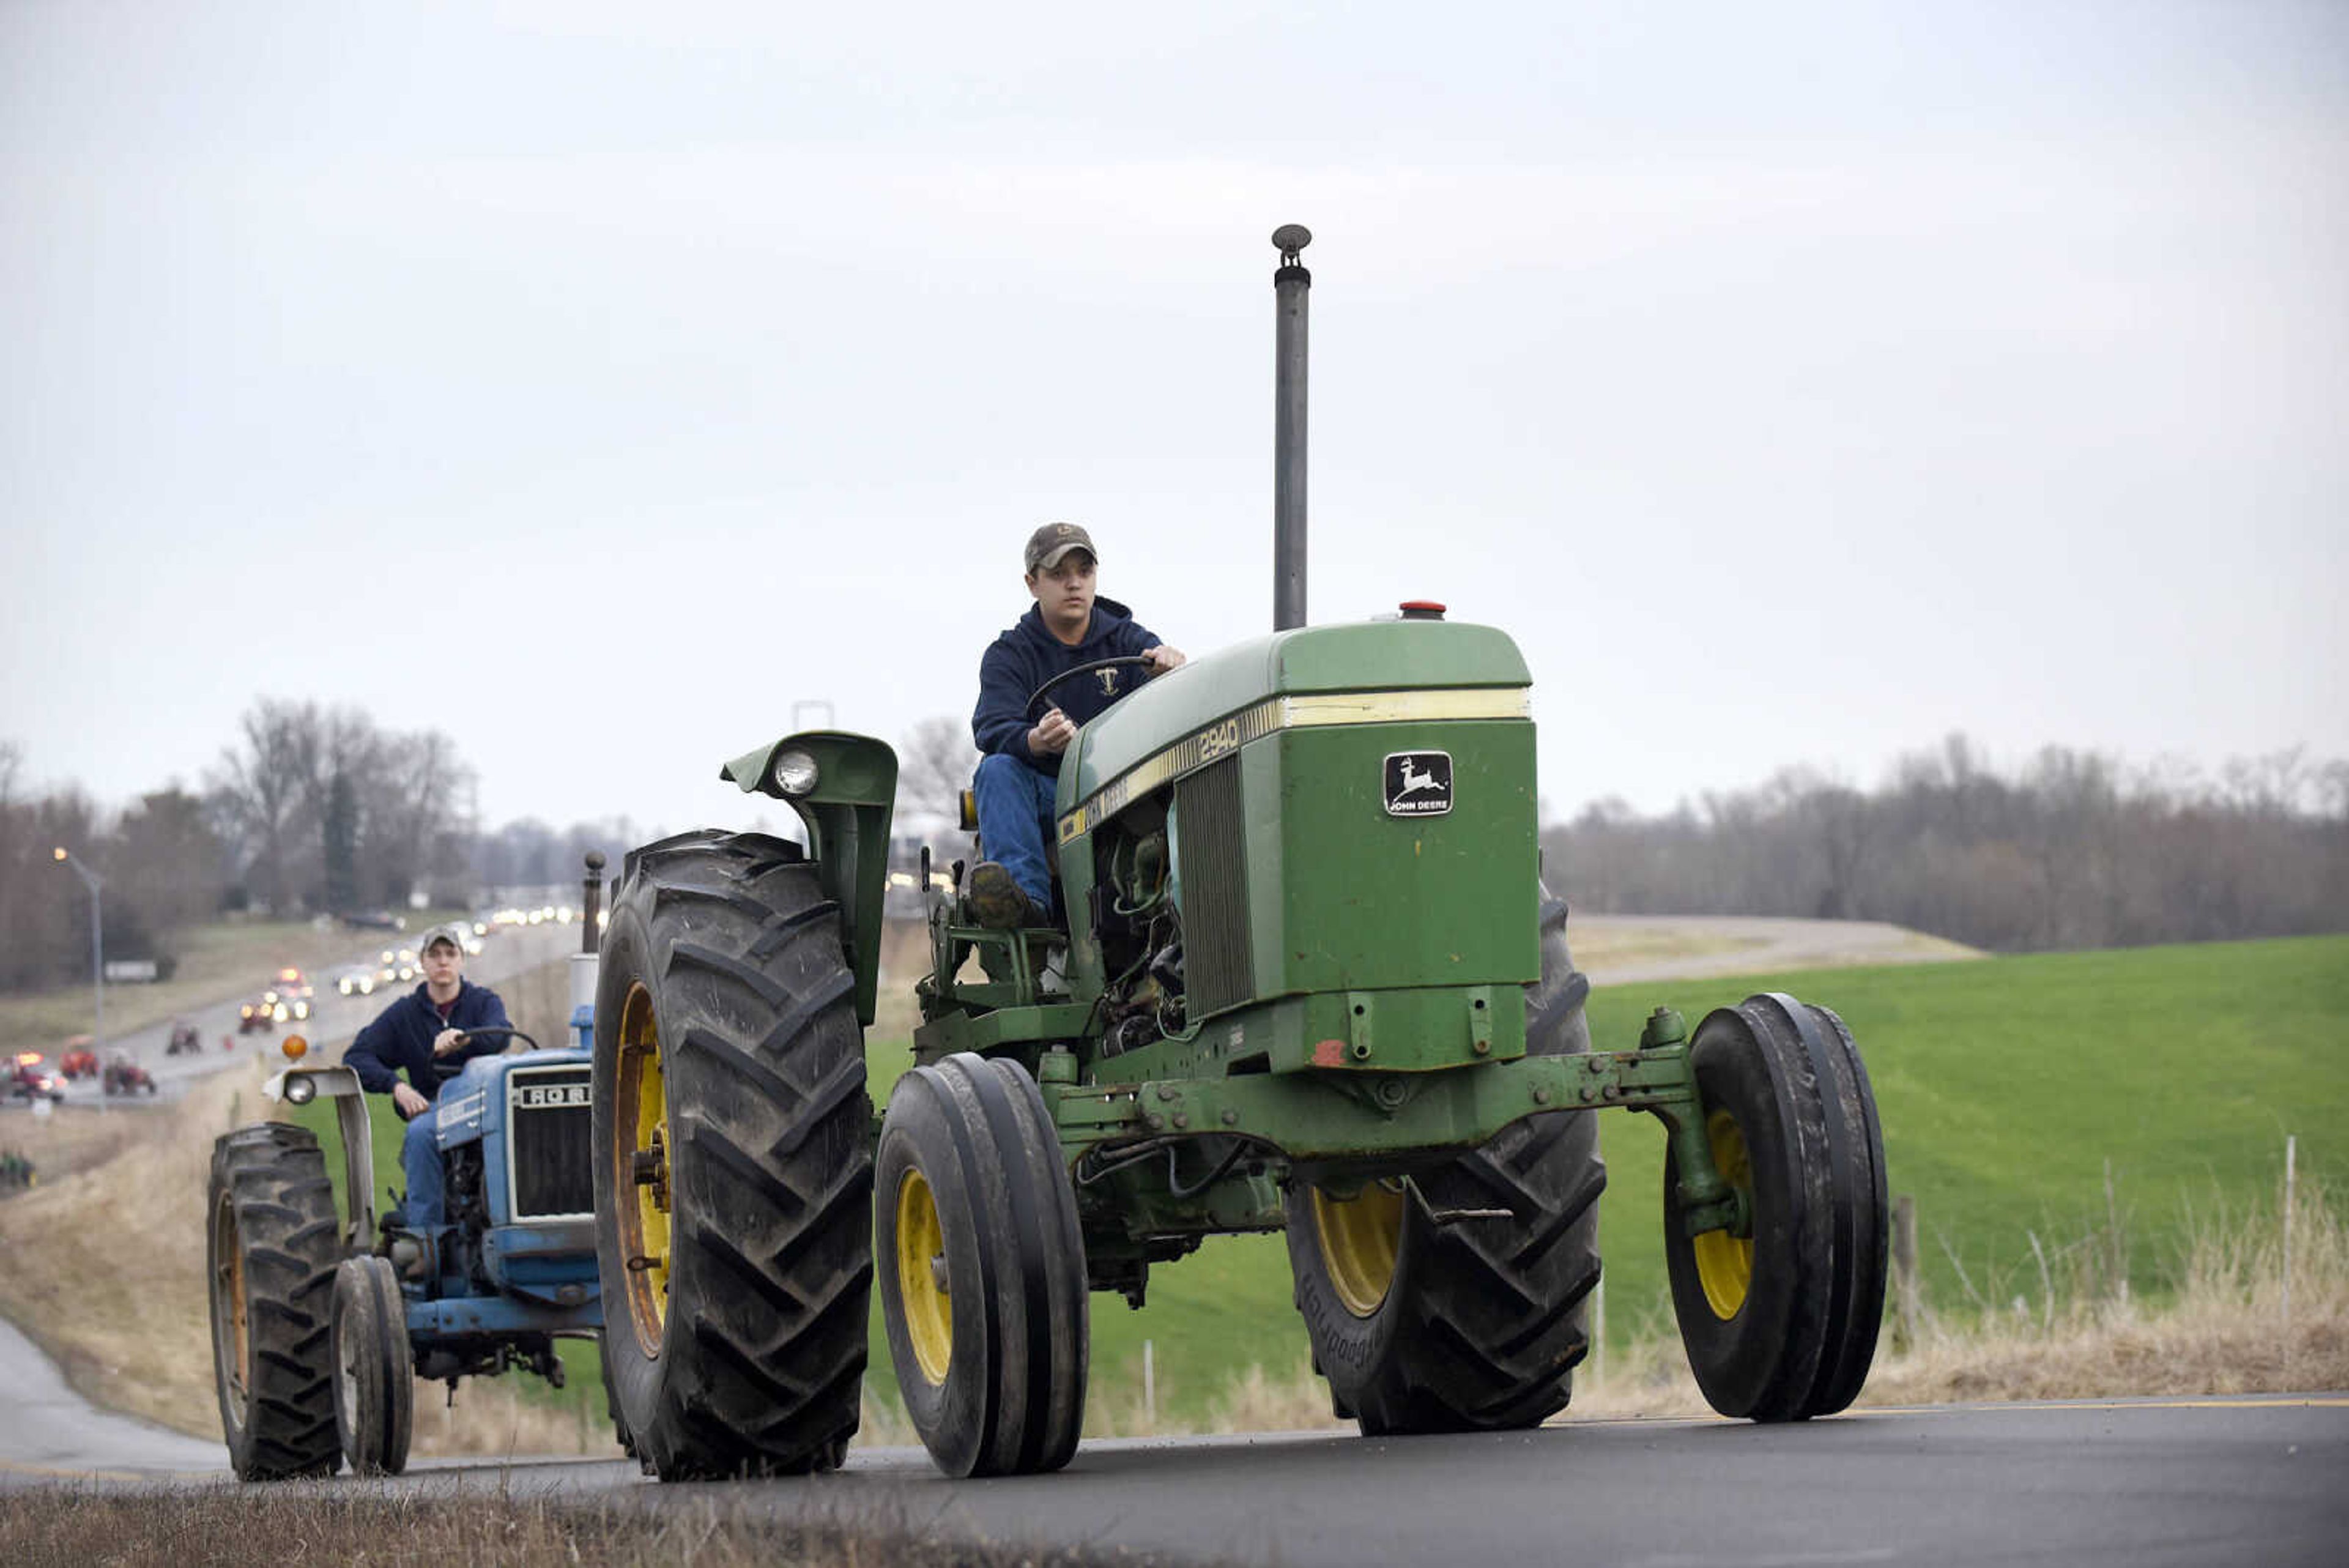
left=507, top=1065, right=593, bottom=1220
left=1176, top=755, right=1253, bottom=1016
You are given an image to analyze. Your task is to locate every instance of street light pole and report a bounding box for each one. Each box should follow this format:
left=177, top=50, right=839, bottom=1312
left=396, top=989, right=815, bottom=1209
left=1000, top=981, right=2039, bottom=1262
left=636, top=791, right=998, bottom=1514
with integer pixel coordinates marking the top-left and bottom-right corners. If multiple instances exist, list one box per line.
left=53, top=847, right=103, bottom=1055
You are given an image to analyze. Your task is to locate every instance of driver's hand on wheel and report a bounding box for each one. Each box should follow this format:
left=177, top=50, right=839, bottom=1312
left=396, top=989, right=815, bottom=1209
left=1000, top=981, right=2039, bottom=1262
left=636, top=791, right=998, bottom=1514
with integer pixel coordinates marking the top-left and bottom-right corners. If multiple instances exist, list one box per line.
left=393, top=1082, right=429, bottom=1120
left=1028, top=708, right=1076, bottom=756
left=1143, top=645, right=1186, bottom=672
left=432, top=1028, right=467, bottom=1058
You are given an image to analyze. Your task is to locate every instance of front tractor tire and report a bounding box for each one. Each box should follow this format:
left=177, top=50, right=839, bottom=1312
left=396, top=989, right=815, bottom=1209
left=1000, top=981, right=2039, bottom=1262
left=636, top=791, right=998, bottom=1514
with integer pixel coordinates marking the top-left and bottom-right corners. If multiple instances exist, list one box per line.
left=591, top=830, right=875, bottom=1480
left=1664, top=994, right=1888, bottom=1421
left=875, top=1053, right=1090, bottom=1477
left=330, top=1256, right=414, bottom=1475
left=1285, top=894, right=1607, bottom=1434
left=207, top=1123, right=343, bottom=1481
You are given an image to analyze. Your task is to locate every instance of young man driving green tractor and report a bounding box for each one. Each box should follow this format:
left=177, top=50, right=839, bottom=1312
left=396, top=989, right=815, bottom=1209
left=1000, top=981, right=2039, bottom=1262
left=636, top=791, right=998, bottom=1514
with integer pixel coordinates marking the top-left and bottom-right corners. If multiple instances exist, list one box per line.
left=588, top=231, right=1888, bottom=1482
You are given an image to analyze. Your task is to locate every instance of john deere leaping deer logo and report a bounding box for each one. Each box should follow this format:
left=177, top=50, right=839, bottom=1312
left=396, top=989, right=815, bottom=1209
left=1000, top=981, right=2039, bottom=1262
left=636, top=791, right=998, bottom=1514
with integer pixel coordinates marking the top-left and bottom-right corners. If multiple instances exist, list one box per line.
left=1382, top=751, right=1453, bottom=817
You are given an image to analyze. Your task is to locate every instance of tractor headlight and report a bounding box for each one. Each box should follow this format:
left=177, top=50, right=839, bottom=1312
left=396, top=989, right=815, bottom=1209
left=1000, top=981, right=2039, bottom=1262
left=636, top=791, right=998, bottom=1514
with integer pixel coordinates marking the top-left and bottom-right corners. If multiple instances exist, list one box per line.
left=771, top=748, right=820, bottom=797
left=284, top=1073, right=316, bottom=1106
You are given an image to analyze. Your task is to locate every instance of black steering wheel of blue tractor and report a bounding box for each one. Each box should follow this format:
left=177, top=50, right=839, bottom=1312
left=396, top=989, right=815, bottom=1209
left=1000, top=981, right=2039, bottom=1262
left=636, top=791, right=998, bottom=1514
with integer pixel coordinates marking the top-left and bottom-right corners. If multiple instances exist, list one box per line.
left=429, top=1025, right=540, bottom=1082
left=1025, top=656, right=1159, bottom=722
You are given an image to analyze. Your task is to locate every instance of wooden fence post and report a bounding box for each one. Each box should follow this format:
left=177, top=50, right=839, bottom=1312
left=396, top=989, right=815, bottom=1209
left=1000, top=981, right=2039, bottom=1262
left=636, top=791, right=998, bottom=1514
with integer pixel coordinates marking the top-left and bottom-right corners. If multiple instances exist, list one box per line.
left=1892, top=1193, right=1920, bottom=1350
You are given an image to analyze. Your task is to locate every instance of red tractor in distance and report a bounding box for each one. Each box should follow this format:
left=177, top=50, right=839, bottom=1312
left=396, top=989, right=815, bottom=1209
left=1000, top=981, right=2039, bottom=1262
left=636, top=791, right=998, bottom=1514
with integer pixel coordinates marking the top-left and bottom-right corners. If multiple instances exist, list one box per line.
left=58, top=1037, right=99, bottom=1080
left=103, top=1052, right=157, bottom=1097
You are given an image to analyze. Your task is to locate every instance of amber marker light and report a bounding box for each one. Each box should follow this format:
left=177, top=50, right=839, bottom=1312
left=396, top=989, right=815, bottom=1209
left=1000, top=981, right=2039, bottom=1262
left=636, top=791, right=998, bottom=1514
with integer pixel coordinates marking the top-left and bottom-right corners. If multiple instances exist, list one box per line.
left=281, top=1036, right=309, bottom=1061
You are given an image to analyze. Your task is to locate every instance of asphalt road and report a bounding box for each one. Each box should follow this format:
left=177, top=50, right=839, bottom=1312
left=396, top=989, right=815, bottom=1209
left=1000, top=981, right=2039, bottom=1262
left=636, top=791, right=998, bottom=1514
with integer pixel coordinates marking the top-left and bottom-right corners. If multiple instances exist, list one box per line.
left=5, top=917, right=2338, bottom=1562
left=6, top=1321, right=2342, bottom=1568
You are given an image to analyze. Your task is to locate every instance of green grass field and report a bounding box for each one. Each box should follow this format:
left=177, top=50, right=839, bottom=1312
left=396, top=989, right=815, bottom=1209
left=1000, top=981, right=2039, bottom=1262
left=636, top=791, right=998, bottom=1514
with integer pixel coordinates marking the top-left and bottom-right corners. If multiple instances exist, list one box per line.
left=299, top=932, right=2349, bottom=1429
left=867, top=932, right=2349, bottom=1421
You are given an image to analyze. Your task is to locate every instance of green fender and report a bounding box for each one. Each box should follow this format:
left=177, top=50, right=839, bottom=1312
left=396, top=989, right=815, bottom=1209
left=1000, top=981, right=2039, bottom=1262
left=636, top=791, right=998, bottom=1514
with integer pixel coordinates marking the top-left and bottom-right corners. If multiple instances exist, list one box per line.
left=719, top=731, right=899, bottom=1028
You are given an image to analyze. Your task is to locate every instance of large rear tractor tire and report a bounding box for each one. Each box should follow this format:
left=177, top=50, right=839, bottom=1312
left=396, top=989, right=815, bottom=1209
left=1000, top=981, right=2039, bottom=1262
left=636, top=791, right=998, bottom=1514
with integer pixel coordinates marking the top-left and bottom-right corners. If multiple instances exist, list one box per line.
left=1285, top=894, right=1607, bottom=1434
left=330, top=1255, right=414, bottom=1475
left=596, top=1328, right=641, bottom=1465
left=207, top=1122, right=343, bottom=1480
left=1664, top=994, right=1888, bottom=1421
left=876, top=1052, right=1089, bottom=1477
left=592, top=830, right=875, bottom=1480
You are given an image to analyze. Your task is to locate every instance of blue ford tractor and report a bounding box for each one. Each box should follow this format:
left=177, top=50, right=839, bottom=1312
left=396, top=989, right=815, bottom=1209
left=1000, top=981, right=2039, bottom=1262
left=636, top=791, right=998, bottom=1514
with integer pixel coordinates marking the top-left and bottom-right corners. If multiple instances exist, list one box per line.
left=204, top=863, right=612, bottom=1479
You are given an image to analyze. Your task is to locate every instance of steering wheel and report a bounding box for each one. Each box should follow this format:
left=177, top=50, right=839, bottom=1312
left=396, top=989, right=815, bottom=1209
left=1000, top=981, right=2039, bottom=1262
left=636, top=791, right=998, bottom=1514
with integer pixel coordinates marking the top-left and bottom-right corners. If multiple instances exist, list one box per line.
left=1025, top=656, right=1159, bottom=721
left=429, top=1025, right=541, bottom=1082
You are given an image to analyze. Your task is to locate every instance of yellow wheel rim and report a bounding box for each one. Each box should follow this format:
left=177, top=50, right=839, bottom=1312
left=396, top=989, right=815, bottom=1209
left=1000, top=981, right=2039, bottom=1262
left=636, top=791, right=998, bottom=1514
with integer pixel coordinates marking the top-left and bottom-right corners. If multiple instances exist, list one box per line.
left=615, top=981, right=672, bottom=1357
left=1313, top=1181, right=1404, bottom=1318
left=896, top=1169, right=952, bottom=1384
left=1693, top=1109, right=1755, bottom=1320
left=212, top=1192, right=250, bottom=1423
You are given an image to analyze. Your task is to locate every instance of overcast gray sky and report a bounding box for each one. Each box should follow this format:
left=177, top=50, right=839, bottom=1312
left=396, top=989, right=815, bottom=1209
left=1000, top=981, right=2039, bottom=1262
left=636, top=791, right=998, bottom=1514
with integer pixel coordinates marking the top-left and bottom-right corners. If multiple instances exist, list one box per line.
left=4, top=1, right=2343, bottom=839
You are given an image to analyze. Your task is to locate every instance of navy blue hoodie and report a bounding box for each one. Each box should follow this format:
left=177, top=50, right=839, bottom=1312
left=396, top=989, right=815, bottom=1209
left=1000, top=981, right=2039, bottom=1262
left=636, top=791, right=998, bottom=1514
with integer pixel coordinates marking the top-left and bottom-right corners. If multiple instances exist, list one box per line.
left=343, top=979, right=513, bottom=1109
left=972, top=596, right=1163, bottom=776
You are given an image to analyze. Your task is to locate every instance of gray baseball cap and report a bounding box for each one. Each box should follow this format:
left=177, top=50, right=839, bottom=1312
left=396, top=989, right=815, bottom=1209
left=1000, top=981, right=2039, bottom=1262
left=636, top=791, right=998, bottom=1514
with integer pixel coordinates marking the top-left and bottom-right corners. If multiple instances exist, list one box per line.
left=1024, top=521, right=1096, bottom=573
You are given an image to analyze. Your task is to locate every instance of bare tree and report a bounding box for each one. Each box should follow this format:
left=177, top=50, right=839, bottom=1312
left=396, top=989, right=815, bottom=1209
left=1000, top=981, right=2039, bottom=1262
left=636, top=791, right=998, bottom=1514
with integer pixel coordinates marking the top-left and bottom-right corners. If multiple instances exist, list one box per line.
left=1541, top=733, right=2349, bottom=953
left=111, top=787, right=225, bottom=932
left=897, top=716, right=978, bottom=831
left=209, top=698, right=323, bottom=913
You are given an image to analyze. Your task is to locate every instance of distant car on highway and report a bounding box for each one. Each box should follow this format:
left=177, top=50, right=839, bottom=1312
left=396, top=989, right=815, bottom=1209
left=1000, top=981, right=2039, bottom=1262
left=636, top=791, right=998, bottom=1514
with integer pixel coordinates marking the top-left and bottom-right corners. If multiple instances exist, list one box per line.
left=378, top=947, right=420, bottom=987
left=239, top=986, right=311, bottom=1033
left=339, top=910, right=405, bottom=932
left=7, top=1053, right=65, bottom=1104
left=330, top=962, right=379, bottom=998
left=58, top=1038, right=98, bottom=1080
left=271, top=967, right=314, bottom=1002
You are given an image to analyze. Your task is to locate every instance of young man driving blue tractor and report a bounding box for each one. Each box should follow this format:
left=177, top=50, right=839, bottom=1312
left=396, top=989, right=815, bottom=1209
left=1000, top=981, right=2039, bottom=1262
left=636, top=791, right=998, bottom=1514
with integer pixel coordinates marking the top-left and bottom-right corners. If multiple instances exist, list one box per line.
left=344, top=923, right=511, bottom=1230
left=207, top=891, right=610, bottom=1481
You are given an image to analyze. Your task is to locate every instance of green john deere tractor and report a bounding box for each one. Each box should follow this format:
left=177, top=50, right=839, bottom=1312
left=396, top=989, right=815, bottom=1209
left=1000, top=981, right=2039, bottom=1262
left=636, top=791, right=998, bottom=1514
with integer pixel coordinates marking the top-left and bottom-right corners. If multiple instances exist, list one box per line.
left=589, top=228, right=1887, bottom=1481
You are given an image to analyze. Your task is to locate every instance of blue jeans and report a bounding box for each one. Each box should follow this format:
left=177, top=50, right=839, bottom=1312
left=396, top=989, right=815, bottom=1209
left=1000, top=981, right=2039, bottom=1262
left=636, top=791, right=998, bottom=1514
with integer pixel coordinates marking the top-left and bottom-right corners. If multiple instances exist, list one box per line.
left=973, top=752, right=1058, bottom=910
left=402, top=1101, right=445, bottom=1228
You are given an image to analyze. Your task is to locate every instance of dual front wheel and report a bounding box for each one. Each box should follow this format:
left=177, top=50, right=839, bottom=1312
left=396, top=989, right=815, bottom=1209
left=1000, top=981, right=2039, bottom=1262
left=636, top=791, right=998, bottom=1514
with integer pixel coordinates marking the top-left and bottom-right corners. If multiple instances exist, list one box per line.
left=875, top=1053, right=1089, bottom=1477
left=1663, top=994, right=1888, bottom=1421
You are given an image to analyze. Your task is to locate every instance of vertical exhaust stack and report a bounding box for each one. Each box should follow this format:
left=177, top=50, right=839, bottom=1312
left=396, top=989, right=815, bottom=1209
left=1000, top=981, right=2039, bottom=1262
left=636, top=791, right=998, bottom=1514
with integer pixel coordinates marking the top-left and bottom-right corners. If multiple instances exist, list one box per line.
left=1272, top=224, right=1312, bottom=631
left=571, top=850, right=606, bottom=1051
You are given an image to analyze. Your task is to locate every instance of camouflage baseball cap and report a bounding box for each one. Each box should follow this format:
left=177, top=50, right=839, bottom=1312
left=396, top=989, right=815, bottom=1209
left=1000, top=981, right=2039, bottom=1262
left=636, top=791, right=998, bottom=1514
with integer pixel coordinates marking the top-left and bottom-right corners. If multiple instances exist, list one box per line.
left=1024, top=521, right=1096, bottom=573
left=417, top=923, right=467, bottom=955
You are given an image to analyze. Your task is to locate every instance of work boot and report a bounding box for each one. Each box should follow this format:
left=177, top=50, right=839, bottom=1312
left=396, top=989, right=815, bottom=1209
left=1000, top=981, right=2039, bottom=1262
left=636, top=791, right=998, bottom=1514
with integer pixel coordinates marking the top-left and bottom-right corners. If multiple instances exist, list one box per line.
left=967, top=861, right=1045, bottom=931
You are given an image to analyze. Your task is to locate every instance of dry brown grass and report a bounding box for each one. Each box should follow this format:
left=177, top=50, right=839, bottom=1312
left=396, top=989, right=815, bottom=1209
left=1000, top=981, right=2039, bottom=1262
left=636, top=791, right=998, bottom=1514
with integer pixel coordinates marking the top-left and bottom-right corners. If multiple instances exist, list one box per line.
left=0, top=1487, right=1197, bottom=1568
left=0, top=1101, right=146, bottom=1186
left=0, top=1039, right=621, bottom=1458
left=1865, top=1176, right=2349, bottom=1405
left=0, top=1066, right=247, bottom=1436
